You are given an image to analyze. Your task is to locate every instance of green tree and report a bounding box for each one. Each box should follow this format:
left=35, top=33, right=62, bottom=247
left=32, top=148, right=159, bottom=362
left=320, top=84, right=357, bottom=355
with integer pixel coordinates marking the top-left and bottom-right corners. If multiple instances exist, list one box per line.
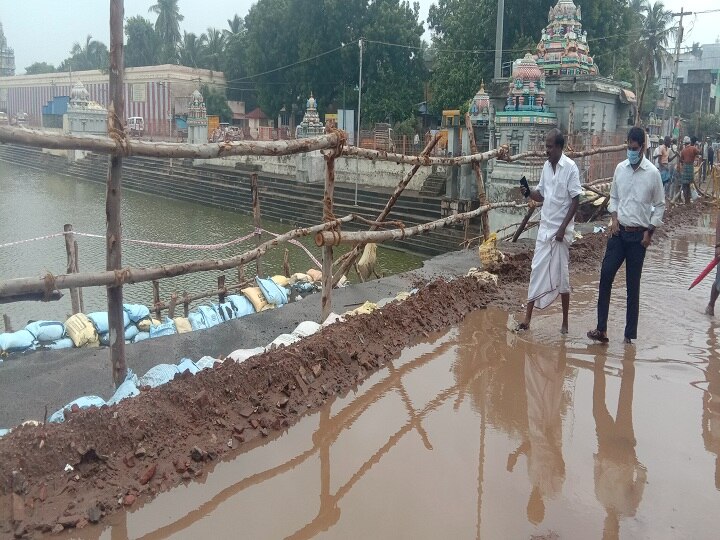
left=58, top=35, right=109, bottom=71
left=24, top=62, right=55, bottom=75
left=149, top=0, right=184, bottom=64
left=223, top=14, right=251, bottom=104
left=689, top=113, right=720, bottom=141
left=202, top=28, right=226, bottom=72
left=125, top=16, right=160, bottom=67
left=634, top=1, right=674, bottom=124
left=201, top=84, right=233, bottom=122
left=178, top=31, right=205, bottom=68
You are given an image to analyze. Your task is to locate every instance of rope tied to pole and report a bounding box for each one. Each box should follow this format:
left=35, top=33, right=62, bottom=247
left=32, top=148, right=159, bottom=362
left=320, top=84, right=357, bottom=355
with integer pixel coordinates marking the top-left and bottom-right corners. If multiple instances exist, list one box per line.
left=107, top=108, right=131, bottom=157
left=42, top=272, right=57, bottom=300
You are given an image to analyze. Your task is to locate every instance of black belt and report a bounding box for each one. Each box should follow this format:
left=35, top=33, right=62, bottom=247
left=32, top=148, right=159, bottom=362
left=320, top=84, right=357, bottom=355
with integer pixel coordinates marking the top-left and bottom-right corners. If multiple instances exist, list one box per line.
left=619, top=224, right=647, bottom=233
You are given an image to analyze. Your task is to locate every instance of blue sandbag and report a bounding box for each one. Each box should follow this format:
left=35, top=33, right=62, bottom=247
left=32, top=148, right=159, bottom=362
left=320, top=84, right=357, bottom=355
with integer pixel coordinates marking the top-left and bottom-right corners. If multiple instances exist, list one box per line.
left=25, top=321, right=65, bottom=342
left=87, top=311, right=131, bottom=334
left=46, top=337, right=74, bottom=350
left=177, top=358, right=200, bottom=375
left=189, top=305, right=221, bottom=331
left=138, top=364, right=180, bottom=388
left=227, top=294, right=256, bottom=317
left=256, top=276, right=288, bottom=305
left=49, top=395, right=106, bottom=423
left=123, top=304, right=151, bottom=323
left=0, top=428, right=10, bottom=438
left=133, top=331, right=150, bottom=343
left=188, top=311, right=207, bottom=331
left=124, top=324, right=139, bottom=341
left=106, top=370, right=139, bottom=406
left=214, top=301, right=236, bottom=321
left=0, top=330, right=36, bottom=353
left=149, top=318, right=176, bottom=338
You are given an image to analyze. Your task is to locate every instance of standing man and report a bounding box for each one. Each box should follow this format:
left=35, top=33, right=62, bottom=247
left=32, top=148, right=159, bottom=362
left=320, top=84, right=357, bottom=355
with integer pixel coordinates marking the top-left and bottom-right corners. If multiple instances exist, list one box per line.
left=517, top=128, right=582, bottom=334
left=706, top=136, right=715, bottom=183
left=705, top=215, right=720, bottom=316
left=587, top=126, right=665, bottom=344
left=654, top=135, right=671, bottom=190
left=678, top=136, right=700, bottom=204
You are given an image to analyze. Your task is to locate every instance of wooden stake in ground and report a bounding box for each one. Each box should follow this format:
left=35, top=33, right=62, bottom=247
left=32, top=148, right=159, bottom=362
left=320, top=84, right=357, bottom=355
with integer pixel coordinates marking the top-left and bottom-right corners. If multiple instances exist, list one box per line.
left=464, top=113, right=490, bottom=241
left=63, top=224, right=81, bottom=314
left=321, top=151, right=337, bottom=321
left=512, top=206, right=536, bottom=243
left=251, top=173, right=262, bottom=278
left=333, top=132, right=441, bottom=286
left=107, top=0, right=127, bottom=388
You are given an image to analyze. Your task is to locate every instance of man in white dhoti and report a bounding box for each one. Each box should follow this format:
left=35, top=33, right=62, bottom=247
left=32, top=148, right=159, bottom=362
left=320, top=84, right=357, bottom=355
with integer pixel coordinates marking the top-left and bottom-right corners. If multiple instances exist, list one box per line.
left=517, top=129, right=582, bottom=333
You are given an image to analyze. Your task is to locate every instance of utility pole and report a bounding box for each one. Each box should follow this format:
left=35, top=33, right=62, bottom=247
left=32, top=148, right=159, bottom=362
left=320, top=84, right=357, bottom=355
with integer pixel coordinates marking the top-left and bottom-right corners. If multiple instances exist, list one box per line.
left=494, top=0, right=505, bottom=80
left=669, top=8, right=685, bottom=140
left=355, top=38, right=363, bottom=206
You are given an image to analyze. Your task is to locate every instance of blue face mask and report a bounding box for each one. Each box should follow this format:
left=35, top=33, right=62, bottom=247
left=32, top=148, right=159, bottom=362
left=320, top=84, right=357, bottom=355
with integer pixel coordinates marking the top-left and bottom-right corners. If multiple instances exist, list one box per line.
left=627, top=149, right=641, bottom=165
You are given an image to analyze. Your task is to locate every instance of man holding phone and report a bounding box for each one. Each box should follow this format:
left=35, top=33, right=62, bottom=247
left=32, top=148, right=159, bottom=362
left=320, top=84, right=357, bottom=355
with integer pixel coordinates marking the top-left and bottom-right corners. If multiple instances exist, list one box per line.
left=516, top=128, right=582, bottom=333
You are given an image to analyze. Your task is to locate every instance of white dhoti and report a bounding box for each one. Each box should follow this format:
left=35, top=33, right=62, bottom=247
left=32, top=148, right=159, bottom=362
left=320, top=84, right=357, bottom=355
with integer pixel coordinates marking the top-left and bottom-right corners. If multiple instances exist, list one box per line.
left=527, top=237, right=570, bottom=309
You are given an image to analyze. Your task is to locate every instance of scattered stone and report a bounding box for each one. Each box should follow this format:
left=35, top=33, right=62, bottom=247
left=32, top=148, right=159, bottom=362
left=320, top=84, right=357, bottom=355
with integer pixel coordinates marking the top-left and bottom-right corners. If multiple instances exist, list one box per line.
left=181, top=472, right=191, bottom=481
left=123, top=494, right=136, bottom=507
left=227, top=439, right=233, bottom=448
left=139, top=464, right=157, bottom=485
left=239, top=407, right=254, bottom=418
left=173, top=459, right=188, bottom=473
left=37, top=484, right=47, bottom=502
left=57, top=514, right=82, bottom=528
left=11, top=493, right=25, bottom=523
left=190, top=446, right=205, bottom=462
left=11, top=471, right=27, bottom=495
left=134, top=446, right=147, bottom=458
left=123, top=453, right=136, bottom=468
left=249, top=418, right=260, bottom=429
left=260, top=428, right=269, bottom=437
left=312, top=363, right=322, bottom=377
left=277, top=397, right=289, bottom=408
left=294, top=374, right=309, bottom=396
left=86, top=505, right=102, bottom=524
left=76, top=518, right=88, bottom=530
left=51, top=524, right=64, bottom=535
left=13, top=523, right=27, bottom=538
left=192, top=390, right=210, bottom=408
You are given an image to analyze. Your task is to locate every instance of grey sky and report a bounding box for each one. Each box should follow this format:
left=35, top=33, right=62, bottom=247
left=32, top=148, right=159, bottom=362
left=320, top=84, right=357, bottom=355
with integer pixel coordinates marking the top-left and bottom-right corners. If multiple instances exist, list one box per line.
left=1, top=0, right=718, bottom=74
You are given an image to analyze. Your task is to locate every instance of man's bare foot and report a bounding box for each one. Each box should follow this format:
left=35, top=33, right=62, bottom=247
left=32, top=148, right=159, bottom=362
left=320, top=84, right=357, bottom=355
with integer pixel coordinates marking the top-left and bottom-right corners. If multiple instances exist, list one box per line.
left=705, top=305, right=715, bottom=316
left=560, top=325, right=568, bottom=335
left=514, top=322, right=530, bottom=332
left=623, top=337, right=633, bottom=345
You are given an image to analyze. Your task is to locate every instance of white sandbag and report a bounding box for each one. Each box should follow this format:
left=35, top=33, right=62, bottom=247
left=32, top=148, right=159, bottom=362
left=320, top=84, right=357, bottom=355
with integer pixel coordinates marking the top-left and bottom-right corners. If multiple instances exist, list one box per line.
left=177, top=358, right=200, bottom=375
left=289, top=273, right=311, bottom=285
left=25, top=321, right=65, bottom=342
left=196, top=356, right=220, bottom=370
left=49, top=395, right=106, bottom=423
left=133, top=331, right=150, bottom=343
left=227, top=346, right=264, bottom=363
left=46, top=337, right=74, bottom=350
left=0, top=330, right=36, bottom=353
left=268, top=333, right=300, bottom=349
left=322, top=312, right=345, bottom=327
left=292, top=320, right=321, bottom=338
left=106, top=370, right=139, bottom=406
left=123, top=304, right=151, bottom=323
left=227, top=295, right=256, bottom=317
left=138, top=364, right=180, bottom=388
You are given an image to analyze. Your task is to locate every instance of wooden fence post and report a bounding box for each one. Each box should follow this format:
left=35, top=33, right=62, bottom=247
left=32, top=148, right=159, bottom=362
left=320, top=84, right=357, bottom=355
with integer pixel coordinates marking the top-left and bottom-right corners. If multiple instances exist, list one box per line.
left=321, top=152, right=336, bottom=321
left=152, top=280, right=161, bottom=319
left=63, top=224, right=81, bottom=314
left=168, top=292, right=178, bottom=319
left=107, top=0, right=127, bottom=388
left=74, top=242, right=84, bottom=313
left=218, top=275, right=226, bottom=303
left=464, top=113, right=490, bottom=241
left=283, top=248, right=291, bottom=278
left=3, top=314, right=12, bottom=332
left=183, top=292, right=190, bottom=317
left=251, top=173, right=263, bottom=278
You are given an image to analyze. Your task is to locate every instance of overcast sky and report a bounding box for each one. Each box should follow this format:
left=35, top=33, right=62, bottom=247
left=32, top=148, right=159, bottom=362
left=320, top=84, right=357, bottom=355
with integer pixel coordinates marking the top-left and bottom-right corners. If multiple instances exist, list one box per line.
left=1, top=0, right=718, bottom=74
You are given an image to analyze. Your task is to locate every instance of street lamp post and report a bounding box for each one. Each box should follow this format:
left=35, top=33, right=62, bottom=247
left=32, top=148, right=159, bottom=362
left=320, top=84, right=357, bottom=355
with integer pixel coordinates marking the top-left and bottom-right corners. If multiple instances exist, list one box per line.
left=355, top=38, right=363, bottom=207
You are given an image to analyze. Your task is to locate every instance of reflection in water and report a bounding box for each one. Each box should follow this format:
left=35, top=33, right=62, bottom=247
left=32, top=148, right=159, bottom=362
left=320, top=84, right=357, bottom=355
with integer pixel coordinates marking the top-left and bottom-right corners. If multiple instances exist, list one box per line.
left=507, top=342, right=567, bottom=525
left=705, top=324, right=720, bottom=490
left=593, top=348, right=646, bottom=540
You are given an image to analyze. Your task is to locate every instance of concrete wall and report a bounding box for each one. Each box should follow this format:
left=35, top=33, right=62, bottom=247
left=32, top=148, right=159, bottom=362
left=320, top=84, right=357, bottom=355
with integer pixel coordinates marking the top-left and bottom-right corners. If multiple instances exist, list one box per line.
left=200, top=154, right=432, bottom=191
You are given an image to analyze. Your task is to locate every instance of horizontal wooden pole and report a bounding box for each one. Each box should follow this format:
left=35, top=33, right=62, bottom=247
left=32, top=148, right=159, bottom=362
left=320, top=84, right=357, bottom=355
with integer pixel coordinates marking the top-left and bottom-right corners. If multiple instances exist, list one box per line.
left=0, top=126, right=343, bottom=159
left=0, top=290, right=64, bottom=305
left=0, top=216, right=353, bottom=299
left=315, top=202, right=524, bottom=246
left=151, top=279, right=254, bottom=313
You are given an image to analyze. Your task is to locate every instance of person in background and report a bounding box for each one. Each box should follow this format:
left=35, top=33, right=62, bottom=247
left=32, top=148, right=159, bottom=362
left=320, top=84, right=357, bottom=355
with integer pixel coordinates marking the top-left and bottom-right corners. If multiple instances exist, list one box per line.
left=516, top=128, right=582, bottom=334
left=644, top=127, right=651, bottom=160
left=587, top=126, right=665, bottom=344
left=705, top=215, right=720, bottom=316
left=678, top=136, right=700, bottom=204
left=653, top=135, right=671, bottom=191
left=705, top=136, right=715, bottom=182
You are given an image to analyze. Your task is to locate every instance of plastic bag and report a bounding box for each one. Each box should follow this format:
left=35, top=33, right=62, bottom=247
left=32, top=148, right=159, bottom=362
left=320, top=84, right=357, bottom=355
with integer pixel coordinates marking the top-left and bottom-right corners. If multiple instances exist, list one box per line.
left=25, top=320, right=65, bottom=342
left=138, top=364, right=180, bottom=388
left=106, top=370, right=139, bottom=406
left=49, top=395, right=106, bottom=423
left=478, top=232, right=504, bottom=268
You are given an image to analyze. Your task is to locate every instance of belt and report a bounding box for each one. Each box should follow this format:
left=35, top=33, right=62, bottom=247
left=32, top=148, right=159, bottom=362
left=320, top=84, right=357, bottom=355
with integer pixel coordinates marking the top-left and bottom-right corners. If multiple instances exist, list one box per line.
left=619, top=224, right=647, bottom=233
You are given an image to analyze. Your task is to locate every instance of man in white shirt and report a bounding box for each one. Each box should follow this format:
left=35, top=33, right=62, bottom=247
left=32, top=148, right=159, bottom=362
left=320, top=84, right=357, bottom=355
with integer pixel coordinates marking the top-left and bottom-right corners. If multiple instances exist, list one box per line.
left=588, top=126, right=665, bottom=344
left=517, top=128, right=582, bottom=333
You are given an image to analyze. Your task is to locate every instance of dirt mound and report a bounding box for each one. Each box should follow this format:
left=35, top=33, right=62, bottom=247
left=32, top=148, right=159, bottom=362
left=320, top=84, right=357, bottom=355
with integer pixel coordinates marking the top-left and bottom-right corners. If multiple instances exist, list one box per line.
left=0, top=202, right=706, bottom=537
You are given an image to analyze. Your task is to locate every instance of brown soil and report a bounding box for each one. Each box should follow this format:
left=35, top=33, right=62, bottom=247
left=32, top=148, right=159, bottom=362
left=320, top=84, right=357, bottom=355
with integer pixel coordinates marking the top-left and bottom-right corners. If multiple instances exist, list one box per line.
left=0, top=201, right=711, bottom=538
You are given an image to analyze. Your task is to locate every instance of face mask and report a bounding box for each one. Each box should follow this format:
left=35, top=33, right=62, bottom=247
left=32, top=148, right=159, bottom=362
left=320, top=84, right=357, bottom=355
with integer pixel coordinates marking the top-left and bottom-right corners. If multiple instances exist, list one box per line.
left=627, top=149, right=641, bottom=164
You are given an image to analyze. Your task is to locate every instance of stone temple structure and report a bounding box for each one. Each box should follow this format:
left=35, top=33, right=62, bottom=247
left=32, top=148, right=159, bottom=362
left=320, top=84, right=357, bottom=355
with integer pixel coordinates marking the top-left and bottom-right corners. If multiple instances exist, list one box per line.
left=296, top=93, right=324, bottom=139
left=63, top=81, right=107, bottom=135
left=187, top=89, right=208, bottom=145
left=0, top=22, right=15, bottom=78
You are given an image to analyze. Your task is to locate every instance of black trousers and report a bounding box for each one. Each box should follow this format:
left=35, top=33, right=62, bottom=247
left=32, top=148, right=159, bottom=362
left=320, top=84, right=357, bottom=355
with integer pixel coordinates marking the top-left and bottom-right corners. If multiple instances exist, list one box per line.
left=596, top=230, right=647, bottom=339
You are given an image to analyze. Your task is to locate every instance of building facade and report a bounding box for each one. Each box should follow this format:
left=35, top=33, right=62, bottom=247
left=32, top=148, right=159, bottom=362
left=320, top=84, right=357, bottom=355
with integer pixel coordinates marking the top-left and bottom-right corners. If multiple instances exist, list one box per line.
left=0, top=64, right=225, bottom=136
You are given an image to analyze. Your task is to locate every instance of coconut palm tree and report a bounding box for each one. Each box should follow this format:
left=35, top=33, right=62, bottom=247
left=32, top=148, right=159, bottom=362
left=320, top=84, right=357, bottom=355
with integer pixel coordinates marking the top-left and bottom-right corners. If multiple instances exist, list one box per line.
left=149, top=0, right=184, bottom=63
left=225, top=14, right=245, bottom=38
left=178, top=31, right=205, bottom=68
left=203, top=28, right=226, bottom=72
left=59, top=35, right=109, bottom=71
left=634, top=1, right=675, bottom=124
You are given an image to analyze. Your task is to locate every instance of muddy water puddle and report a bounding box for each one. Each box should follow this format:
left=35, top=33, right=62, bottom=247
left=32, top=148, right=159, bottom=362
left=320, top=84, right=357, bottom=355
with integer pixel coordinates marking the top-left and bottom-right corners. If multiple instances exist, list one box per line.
left=77, top=223, right=720, bottom=539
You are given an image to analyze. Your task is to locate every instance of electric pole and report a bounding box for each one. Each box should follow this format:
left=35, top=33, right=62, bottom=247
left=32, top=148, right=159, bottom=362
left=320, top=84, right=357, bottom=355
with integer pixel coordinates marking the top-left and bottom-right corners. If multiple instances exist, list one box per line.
left=669, top=8, right=685, bottom=139
left=494, top=0, right=505, bottom=80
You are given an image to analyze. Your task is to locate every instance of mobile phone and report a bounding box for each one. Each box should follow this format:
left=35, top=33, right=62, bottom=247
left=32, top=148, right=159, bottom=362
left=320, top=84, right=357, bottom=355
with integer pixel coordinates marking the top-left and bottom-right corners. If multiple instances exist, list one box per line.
left=519, top=176, right=530, bottom=197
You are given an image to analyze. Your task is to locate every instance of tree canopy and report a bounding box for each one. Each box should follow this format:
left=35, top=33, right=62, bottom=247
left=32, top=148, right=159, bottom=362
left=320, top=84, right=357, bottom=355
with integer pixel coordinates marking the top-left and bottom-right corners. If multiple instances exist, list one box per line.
left=25, top=62, right=55, bottom=75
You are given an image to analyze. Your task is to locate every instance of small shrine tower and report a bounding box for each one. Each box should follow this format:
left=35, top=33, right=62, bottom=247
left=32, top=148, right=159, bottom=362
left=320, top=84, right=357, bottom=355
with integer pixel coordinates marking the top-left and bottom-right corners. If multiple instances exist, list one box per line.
left=296, top=93, right=324, bottom=138
left=187, top=89, right=208, bottom=144
left=64, top=81, right=107, bottom=135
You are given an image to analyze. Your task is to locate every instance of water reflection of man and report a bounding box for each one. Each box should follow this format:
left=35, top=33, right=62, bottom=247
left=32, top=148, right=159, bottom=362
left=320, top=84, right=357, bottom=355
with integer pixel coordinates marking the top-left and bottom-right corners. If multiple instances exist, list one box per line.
left=593, top=350, right=647, bottom=539
left=506, top=344, right=567, bottom=524
left=703, top=324, right=720, bottom=490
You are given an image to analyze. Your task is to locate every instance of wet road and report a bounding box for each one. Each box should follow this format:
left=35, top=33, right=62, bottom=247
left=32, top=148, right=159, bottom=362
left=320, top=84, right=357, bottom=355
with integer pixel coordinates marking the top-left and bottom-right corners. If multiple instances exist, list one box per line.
left=73, top=212, right=720, bottom=539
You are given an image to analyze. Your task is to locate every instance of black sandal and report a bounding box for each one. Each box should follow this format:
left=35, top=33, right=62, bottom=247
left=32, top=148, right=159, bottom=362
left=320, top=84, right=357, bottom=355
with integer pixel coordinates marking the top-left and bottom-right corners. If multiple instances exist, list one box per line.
left=587, top=329, right=609, bottom=343
left=514, top=322, right=529, bottom=332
